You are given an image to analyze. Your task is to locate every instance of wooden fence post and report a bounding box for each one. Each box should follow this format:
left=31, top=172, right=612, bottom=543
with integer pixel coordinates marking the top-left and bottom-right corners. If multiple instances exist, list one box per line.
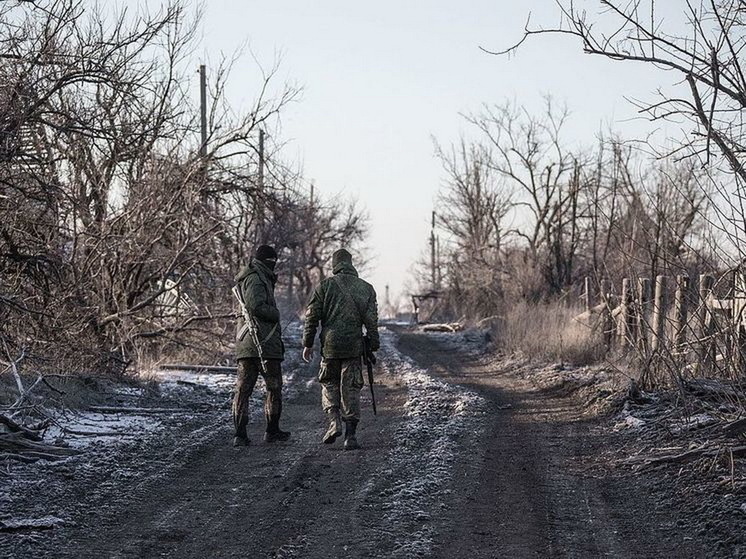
left=673, top=275, right=689, bottom=348
left=619, top=278, right=629, bottom=345
left=620, top=278, right=636, bottom=346
left=583, top=276, right=591, bottom=312
left=637, top=277, right=651, bottom=354
left=698, top=274, right=715, bottom=374
left=733, top=270, right=746, bottom=376
left=651, top=275, right=667, bottom=353
left=602, top=278, right=613, bottom=350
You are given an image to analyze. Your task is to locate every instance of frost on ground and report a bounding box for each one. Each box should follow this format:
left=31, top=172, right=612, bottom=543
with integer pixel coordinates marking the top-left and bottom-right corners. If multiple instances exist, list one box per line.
left=417, top=327, right=489, bottom=357
left=44, top=411, right=163, bottom=449
left=359, top=329, right=487, bottom=558
left=36, top=323, right=311, bottom=453
left=1, top=322, right=318, bottom=553
left=0, top=365, right=233, bottom=548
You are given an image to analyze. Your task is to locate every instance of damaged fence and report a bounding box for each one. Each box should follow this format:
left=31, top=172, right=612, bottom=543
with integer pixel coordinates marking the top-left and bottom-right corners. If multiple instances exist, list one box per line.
left=579, top=271, right=746, bottom=387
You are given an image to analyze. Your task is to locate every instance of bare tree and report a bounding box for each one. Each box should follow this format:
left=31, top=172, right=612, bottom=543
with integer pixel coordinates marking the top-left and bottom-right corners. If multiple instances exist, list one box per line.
left=492, top=0, right=746, bottom=260
left=465, top=98, right=585, bottom=294
left=432, top=138, right=512, bottom=313
left=0, top=0, right=317, bottom=373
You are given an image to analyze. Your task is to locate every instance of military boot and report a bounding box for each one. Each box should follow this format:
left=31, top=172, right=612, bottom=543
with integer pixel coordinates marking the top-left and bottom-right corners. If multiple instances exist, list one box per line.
left=233, top=434, right=250, bottom=447
left=264, top=401, right=291, bottom=443
left=264, top=428, right=291, bottom=443
left=322, top=408, right=343, bottom=444
left=233, top=419, right=250, bottom=447
left=343, top=419, right=360, bottom=451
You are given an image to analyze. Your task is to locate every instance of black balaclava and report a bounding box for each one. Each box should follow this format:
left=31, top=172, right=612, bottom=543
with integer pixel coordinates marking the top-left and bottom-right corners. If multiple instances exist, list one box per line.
left=256, top=245, right=278, bottom=271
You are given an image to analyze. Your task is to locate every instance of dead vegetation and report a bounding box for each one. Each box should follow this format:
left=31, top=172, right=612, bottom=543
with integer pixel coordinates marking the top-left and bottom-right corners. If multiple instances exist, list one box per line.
left=405, top=9, right=746, bottom=529
left=0, top=0, right=370, bottom=465
left=489, top=301, right=605, bottom=366
left=418, top=2, right=746, bottom=396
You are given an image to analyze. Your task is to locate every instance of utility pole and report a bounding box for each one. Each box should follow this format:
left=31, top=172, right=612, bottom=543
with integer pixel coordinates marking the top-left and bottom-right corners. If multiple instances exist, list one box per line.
left=430, top=211, right=436, bottom=290
left=288, top=248, right=296, bottom=311
left=384, top=284, right=391, bottom=319
left=199, top=64, right=207, bottom=157
left=258, top=129, right=265, bottom=191
left=255, top=129, right=266, bottom=242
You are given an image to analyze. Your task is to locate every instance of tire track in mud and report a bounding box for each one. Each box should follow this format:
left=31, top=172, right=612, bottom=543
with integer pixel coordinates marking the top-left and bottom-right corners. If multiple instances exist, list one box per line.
left=3, top=328, right=489, bottom=559
left=353, top=331, right=488, bottom=558
left=246, top=328, right=489, bottom=558
left=396, top=330, right=712, bottom=559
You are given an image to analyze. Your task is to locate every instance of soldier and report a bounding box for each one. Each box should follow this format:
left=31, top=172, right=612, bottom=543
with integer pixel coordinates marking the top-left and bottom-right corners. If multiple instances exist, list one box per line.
left=232, top=245, right=290, bottom=447
left=302, top=248, right=379, bottom=450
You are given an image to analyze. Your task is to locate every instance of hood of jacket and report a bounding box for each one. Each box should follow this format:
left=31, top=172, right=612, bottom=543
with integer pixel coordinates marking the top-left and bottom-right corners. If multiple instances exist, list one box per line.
left=332, top=257, right=358, bottom=277
left=235, top=258, right=278, bottom=284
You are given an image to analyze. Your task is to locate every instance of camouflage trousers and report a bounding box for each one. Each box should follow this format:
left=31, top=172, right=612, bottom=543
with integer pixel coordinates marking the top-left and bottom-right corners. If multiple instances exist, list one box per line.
left=319, top=357, right=364, bottom=422
left=232, top=357, right=283, bottom=437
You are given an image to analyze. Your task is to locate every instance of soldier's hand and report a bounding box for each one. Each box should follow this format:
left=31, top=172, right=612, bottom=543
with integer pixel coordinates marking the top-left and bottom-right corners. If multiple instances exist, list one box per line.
left=302, top=347, right=313, bottom=363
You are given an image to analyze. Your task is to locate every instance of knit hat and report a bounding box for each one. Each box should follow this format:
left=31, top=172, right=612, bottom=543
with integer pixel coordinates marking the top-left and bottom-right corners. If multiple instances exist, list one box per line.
left=332, top=248, right=352, bottom=268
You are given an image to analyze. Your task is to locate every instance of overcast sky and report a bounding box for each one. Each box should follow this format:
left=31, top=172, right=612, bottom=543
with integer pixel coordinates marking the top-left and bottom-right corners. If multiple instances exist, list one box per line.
left=169, top=0, right=683, bottom=303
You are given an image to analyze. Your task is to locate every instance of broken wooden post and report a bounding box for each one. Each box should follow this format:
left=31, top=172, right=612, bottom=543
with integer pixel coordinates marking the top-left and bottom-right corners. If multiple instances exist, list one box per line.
left=651, top=275, right=667, bottom=353
left=617, top=278, right=628, bottom=343
left=637, top=277, right=651, bottom=355
left=698, top=274, right=716, bottom=374
left=673, top=275, right=689, bottom=347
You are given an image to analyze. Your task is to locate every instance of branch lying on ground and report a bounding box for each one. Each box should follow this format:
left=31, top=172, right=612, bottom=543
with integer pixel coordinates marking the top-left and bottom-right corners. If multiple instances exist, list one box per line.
left=0, top=432, right=79, bottom=463
left=88, top=406, right=183, bottom=414
left=626, top=445, right=746, bottom=468
left=0, top=414, right=42, bottom=441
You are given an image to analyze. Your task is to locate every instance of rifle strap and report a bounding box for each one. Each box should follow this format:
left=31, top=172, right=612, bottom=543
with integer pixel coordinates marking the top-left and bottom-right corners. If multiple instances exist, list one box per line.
left=260, top=323, right=278, bottom=344
left=332, top=275, right=367, bottom=324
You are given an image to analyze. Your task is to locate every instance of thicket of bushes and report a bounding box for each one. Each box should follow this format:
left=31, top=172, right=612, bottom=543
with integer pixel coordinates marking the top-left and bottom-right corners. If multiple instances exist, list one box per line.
left=0, top=1, right=366, bottom=376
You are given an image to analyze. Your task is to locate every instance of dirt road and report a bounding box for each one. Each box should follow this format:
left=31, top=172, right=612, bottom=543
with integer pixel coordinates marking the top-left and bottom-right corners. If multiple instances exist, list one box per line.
left=2, top=329, right=715, bottom=558
left=396, top=332, right=711, bottom=559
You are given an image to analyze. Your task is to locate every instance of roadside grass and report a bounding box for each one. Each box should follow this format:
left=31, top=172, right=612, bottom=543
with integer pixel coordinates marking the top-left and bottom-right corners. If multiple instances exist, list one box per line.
left=492, top=300, right=605, bottom=366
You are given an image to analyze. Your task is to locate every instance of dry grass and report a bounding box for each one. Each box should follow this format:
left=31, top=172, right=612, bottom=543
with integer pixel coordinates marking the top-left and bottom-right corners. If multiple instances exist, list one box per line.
left=492, top=301, right=605, bottom=366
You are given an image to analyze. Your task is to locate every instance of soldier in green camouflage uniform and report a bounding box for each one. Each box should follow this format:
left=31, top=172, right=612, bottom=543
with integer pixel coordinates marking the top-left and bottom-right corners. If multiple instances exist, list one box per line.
left=233, top=245, right=290, bottom=447
left=302, top=249, right=379, bottom=450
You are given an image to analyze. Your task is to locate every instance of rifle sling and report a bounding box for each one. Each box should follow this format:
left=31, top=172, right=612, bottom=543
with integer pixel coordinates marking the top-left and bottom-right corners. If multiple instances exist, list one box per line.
left=332, top=275, right=368, bottom=325
left=233, top=283, right=278, bottom=345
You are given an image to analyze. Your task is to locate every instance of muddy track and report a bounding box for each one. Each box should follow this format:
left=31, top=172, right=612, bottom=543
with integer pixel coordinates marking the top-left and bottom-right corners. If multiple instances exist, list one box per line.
left=396, top=331, right=710, bottom=559
left=2, top=330, right=717, bottom=558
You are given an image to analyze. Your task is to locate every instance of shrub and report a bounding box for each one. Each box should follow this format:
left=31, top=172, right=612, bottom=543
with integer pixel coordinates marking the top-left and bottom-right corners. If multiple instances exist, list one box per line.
left=491, top=300, right=605, bottom=366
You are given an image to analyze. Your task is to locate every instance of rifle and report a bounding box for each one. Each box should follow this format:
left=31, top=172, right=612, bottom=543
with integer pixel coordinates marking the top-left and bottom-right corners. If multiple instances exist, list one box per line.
left=362, top=335, right=377, bottom=416
left=232, top=284, right=269, bottom=376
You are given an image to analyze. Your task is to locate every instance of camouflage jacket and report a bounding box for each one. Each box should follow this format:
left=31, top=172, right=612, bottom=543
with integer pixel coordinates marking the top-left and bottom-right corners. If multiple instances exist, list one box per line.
left=303, top=259, right=380, bottom=359
left=235, top=258, right=284, bottom=361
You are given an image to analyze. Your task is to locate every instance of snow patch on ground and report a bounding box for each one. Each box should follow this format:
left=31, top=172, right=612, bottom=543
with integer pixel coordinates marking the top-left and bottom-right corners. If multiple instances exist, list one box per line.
left=669, top=413, right=718, bottom=434
left=154, top=369, right=234, bottom=392
left=45, top=412, right=163, bottom=449
left=614, top=412, right=647, bottom=431
left=0, top=516, right=65, bottom=531
left=361, top=330, right=487, bottom=557
left=418, top=328, right=489, bottom=357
